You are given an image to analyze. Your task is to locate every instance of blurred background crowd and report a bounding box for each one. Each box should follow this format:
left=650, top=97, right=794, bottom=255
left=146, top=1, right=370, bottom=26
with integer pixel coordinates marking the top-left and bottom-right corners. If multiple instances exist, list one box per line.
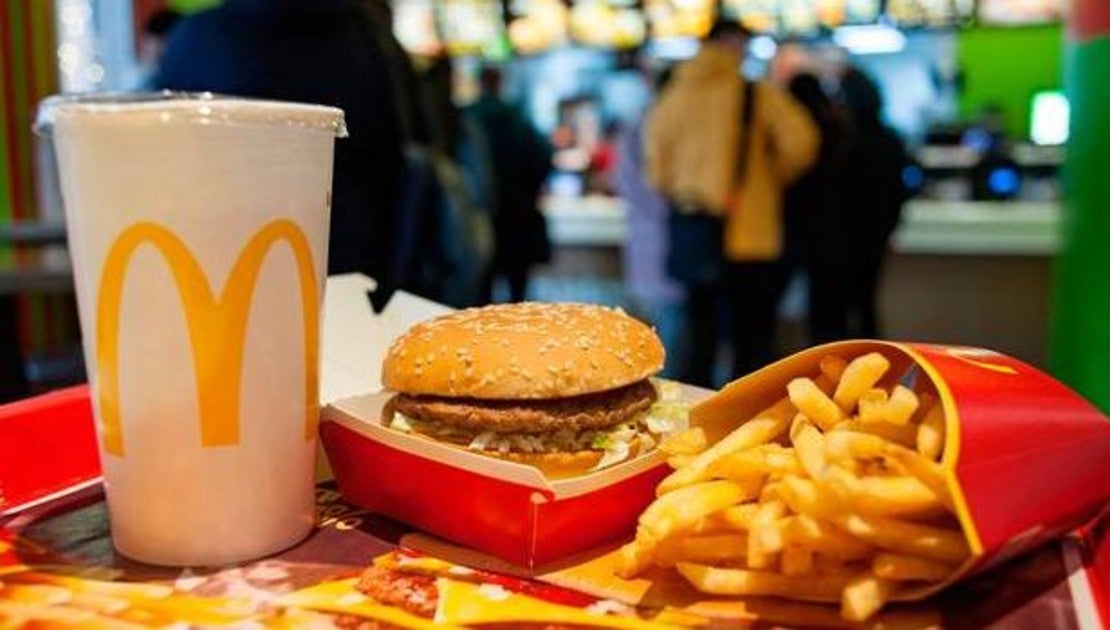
left=3, top=0, right=1102, bottom=402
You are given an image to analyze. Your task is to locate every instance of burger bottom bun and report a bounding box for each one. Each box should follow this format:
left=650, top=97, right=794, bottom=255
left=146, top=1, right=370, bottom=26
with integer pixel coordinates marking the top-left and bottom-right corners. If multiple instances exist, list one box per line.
left=397, top=429, right=645, bottom=479
left=489, top=450, right=603, bottom=479
left=487, top=440, right=645, bottom=479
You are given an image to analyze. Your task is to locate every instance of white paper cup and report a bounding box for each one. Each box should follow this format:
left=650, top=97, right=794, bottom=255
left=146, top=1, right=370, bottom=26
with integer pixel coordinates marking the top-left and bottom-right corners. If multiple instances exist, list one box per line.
left=39, top=93, right=345, bottom=566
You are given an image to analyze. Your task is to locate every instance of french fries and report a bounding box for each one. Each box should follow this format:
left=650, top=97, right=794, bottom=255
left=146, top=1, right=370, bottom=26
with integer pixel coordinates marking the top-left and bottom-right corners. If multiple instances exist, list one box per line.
left=638, top=480, right=751, bottom=542
left=841, top=575, right=894, bottom=622
left=617, top=350, right=970, bottom=622
left=715, top=504, right=760, bottom=530
left=747, top=500, right=787, bottom=568
left=825, top=431, right=955, bottom=511
left=780, top=546, right=814, bottom=577
left=788, top=379, right=844, bottom=430
left=617, top=480, right=751, bottom=578
left=656, top=398, right=794, bottom=495
left=917, top=402, right=946, bottom=461
left=780, top=515, right=873, bottom=560
left=654, top=534, right=748, bottom=567
left=824, top=467, right=948, bottom=518
left=707, top=445, right=802, bottom=484
left=872, top=553, right=955, bottom=582
left=831, top=417, right=918, bottom=449
left=837, top=513, right=970, bottom=564
left=675, top=563, right=851, bottom=601
left=858, top=385, right=919, bottom=426
left=661, top=427, right=708, bottom=457
left=833, top=352, right=890, bottom=410
left=667, top=455, right=695, bottom=470
left=789, top=415, right=828, bottom=479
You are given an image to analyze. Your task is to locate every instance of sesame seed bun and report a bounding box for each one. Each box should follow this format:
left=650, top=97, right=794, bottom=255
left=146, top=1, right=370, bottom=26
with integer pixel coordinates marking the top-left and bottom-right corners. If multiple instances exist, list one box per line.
left=382, top=303, right=665, bottom=399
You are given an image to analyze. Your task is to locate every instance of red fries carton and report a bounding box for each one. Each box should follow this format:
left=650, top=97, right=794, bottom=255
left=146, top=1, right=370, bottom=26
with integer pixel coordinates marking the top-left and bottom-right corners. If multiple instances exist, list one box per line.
left=1085, top=517, right=1110, bottom=621
left=321, top=386, right=703, bottom=568
left=697, top=340, right=1110, bottom=598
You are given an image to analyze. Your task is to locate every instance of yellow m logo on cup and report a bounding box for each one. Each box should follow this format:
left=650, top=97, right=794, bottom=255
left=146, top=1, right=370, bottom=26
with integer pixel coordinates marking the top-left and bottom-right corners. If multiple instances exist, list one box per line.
left=96, top=219, right=319, bottom=457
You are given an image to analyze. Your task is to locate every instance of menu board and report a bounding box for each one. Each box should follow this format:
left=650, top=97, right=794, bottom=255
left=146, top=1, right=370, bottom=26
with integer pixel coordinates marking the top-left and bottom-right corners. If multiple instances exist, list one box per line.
left=886, top=0, right=975, bottom=27
left=438, top=0, right=505, bottom=56
left=842, top=0, right=884, bottom=25
left=508, top=0, right=569, bottom=53
left=724, top=0, right=882, bottom=34
left=978, top=0, right=1064, bottom=25
left=726, top=0, right=779, bottom=32
left=781, top=0, right=821, bottom=33
left=393, top=0, right=442, bottom=56
left=569, top=0, right=647, bottom=48
left=645, top=0, right=715, bottom=39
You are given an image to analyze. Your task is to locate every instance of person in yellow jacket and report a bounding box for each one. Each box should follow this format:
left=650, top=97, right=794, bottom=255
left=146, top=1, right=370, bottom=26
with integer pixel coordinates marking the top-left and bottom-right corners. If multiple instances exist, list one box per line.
left=645, top=20, right=819, bottom=385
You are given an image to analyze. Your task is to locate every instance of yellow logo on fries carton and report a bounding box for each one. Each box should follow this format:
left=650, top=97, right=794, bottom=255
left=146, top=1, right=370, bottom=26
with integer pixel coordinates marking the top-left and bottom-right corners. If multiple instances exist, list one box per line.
left=944, top=347, right=1018, bottom=375
left=96, top=219, right=318, bottom=456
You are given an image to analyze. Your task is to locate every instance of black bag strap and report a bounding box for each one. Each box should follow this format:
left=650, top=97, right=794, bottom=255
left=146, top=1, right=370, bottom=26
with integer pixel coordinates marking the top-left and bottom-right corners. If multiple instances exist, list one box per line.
left=736, top=80, right=757, bottom=180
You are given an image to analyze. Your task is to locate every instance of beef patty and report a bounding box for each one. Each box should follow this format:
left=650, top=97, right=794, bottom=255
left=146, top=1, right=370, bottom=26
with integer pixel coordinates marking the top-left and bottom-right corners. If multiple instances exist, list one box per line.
left=390, top=379, right=657, bottom=434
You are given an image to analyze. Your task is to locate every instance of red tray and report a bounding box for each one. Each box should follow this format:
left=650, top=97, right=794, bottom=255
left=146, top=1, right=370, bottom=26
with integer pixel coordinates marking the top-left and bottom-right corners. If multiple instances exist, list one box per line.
left=0, top=385, right=101, bottom=515
left=4, top=386, right=1110, bottom=629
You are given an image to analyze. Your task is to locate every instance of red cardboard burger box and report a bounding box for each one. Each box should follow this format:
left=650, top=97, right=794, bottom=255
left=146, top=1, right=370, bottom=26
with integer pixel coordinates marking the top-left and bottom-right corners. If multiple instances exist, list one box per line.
left=321, top=339, right=1110, bottom=596
left=320, top=384, right=705, bottom=568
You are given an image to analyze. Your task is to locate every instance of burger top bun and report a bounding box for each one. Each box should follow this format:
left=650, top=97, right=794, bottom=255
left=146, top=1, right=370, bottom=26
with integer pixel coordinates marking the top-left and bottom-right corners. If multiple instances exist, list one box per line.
left=383, top=302, right=664, bottom=399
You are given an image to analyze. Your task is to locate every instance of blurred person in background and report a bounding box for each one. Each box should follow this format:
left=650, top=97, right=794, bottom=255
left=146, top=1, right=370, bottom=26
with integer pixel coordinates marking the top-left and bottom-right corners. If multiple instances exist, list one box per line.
left=646, top=20, right=818, bottom=387
left=466, top=67, right=552, bottom=303
left=361, top=0, right=431, bottom=147
left=782, top=72, right=850, bottom=344
left=391, top=55, right=493, bottom=308
left=838, top=68, right=911, bottom=338
left=419, top=59, right=498, bottom=239
left=614, top=66, right=683, bottom=377
left=154, top=0, right=406, bottom=301
left=769, top=42, right=811, bottom=89
left=589, top=120, right=622, bottom=195
left=129, top=9, right=181, bottom=89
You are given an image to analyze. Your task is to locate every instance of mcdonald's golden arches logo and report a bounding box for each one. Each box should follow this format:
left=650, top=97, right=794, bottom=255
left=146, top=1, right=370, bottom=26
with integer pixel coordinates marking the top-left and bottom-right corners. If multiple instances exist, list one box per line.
left=96, top=219, right=319, bottom=457
left=944, top=347, right=1018, bottom=375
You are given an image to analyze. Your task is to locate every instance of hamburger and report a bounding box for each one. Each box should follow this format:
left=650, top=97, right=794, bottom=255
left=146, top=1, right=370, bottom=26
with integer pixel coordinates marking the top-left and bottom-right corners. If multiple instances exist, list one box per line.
left=381, top=302, right=685, bottom=478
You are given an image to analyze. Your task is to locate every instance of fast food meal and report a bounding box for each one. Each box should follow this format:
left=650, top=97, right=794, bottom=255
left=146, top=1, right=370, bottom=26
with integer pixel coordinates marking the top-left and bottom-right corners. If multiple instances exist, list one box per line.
left=381, top=303, right=687, bottom=478
left=617, top=351, right=970, bottom=622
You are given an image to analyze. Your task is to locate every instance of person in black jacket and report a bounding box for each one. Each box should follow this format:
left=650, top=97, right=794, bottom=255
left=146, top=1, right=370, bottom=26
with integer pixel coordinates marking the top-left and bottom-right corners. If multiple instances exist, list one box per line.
left=154, top=0, right=405, bottom=291
left=465, top=67, right=552, bottom=303
left=361, top=0, right=431, bottom=148
left=782, top=72, right=850, bottom=344
left=838, top=68, right=912, bottom=338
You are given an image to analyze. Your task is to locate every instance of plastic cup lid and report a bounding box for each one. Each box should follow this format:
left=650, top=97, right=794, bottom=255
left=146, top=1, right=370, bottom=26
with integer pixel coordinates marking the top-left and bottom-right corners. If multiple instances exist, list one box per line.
left=34, top=91, right=347, bottom=138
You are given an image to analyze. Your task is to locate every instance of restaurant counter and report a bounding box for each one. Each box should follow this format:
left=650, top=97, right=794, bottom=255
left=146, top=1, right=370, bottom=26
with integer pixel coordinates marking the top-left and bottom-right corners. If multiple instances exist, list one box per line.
left=542, top=195, right=1060, bottom=255
left=540, top=196, right=1059, bottom=366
